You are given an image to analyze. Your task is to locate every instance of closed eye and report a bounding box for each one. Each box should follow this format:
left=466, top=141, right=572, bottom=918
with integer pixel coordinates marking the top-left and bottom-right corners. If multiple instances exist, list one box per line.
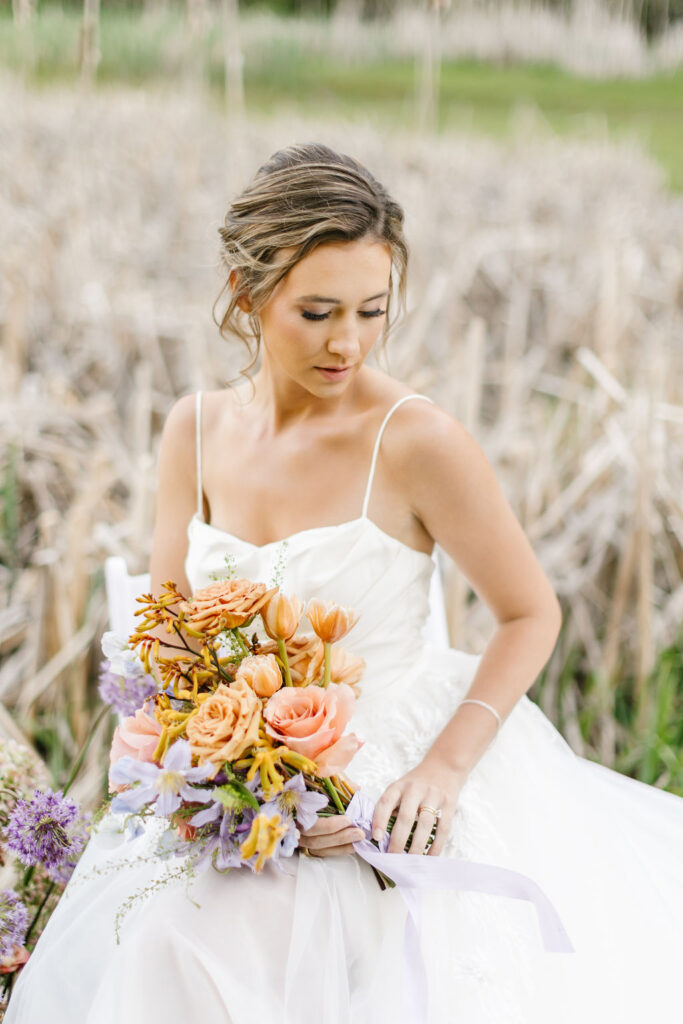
left=301, top=309, right=386, bottom=321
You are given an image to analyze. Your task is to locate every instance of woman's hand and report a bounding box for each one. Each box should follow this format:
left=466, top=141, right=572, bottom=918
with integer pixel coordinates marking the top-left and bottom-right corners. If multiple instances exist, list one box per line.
left=371, top=758, right=468, bottom=856
left=298, top=814, right=365, bottom=858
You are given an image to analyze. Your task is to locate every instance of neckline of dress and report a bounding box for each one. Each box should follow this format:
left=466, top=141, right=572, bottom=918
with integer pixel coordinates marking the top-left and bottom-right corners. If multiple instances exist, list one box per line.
left=188, top=511, right=435, bottom=565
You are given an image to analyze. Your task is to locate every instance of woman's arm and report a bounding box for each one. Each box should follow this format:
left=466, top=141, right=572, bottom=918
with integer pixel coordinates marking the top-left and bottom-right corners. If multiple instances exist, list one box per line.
left=370, top=400, right=562, bottom=854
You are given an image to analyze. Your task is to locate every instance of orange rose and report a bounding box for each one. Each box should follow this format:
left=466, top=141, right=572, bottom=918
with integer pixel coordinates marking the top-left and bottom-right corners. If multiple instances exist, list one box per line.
left=180, top=579, right=279, bottom=634
left=306, top=598, right=360, bottom=644
left=261, top=592, right=304, bottom=641
left=108, top=704, right=162, bottom=793
left=236, top=653, right=283, bottom=698
left=186, top=680, right=261, bottom=769
left=262, top=683, right=363, bottom=777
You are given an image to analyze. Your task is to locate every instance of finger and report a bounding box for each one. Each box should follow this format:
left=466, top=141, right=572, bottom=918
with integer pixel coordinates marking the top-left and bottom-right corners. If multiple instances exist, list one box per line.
left=304, top=842, right=358, bottom=858
left=387, top=789, right=422, bottom=854
left=407, top=805, right=439, bottom=856
left=408, top=788, right=449, bottom=855
left=371, top=784, right=402, bottom=842
left=426, top=804, right=457, bottom=857
left=300, top=814, right=351, bottom=837
left=304, top=826, right=365, bottom=852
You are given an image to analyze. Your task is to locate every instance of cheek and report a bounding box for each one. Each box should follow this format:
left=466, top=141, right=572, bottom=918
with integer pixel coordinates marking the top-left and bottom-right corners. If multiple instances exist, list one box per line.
left=262, top=310, right=315, bottom=356
left=361, top=319, right=384, bottom=348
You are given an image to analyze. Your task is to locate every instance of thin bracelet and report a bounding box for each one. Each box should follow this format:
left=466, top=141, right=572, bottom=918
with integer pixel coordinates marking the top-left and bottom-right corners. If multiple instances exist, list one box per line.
left=458, top=698, right=502, bottom=734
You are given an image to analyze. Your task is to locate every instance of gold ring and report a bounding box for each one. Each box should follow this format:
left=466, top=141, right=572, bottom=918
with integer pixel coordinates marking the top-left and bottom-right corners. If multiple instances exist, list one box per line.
left=300, top=845, right=315, bottom=858
left=418, top=804, right=442, bottom=818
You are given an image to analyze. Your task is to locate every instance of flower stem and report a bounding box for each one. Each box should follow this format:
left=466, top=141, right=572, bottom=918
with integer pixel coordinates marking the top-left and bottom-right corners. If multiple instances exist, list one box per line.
left=277, top=638, right=294, bottom=687
left=322, top=642, right=331, bottom=688
left=231, top=628, right=251, bottom=658
left=23, top=879, right=56, bottom=947
left=321, top=776, right=345, bottom=814
left=63, top=703, right=110, bottom=797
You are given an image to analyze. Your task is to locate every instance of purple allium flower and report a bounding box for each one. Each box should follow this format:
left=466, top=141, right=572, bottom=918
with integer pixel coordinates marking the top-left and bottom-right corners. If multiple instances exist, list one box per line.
left=44, top=810, right=91, bottom=885
left=0, top=890, right=28, bottom=959
left=98, top=659, right=157, bottom=717
left=4, top=789, right=88, bottom=873
left=109, top=739, right=214, bottom=817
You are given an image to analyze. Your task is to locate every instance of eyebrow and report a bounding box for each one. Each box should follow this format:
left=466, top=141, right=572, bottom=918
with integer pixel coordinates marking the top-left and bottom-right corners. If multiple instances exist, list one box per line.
left=295, top=290, right=390, bottom=304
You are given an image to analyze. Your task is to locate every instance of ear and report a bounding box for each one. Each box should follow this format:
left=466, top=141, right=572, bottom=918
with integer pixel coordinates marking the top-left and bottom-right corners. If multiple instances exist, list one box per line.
left=229, top=269, right=252, bottom=313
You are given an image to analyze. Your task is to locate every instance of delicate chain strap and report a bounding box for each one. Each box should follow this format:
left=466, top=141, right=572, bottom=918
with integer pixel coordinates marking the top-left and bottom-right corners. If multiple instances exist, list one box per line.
left=458, top=698, right=502, bottom=735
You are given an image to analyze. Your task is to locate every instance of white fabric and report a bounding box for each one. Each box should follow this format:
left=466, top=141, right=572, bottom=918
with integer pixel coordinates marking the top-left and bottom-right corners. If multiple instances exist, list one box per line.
left=8, top=426, right=683, bottom=1023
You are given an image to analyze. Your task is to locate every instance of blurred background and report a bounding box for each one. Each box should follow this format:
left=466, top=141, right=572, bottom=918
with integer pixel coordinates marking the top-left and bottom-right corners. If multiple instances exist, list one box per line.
left=0, top=0, right=682, bottom=812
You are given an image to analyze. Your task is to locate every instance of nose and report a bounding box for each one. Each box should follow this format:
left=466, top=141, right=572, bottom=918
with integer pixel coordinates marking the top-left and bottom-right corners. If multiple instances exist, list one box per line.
left=326, top=316, right=361, bottom=361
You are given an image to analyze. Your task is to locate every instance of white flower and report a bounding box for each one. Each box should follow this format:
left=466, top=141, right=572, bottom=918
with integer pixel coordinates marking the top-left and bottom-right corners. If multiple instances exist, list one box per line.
left=101, top=630, right=147, bottom=678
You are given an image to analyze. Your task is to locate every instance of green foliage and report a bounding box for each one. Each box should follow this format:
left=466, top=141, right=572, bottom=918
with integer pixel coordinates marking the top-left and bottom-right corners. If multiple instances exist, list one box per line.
left=535, top=628, right=683, bottom=796
left=614, top=638, right=683, bottom=794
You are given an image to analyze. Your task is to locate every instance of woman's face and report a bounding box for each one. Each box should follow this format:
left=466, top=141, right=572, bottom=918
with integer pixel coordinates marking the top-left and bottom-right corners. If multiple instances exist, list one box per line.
left=239, top=237, right=393, bottom=393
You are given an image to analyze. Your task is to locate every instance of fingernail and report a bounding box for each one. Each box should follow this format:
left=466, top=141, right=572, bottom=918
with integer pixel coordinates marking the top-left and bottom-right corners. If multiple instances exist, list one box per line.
left=372, top=828, right=382, bottom=841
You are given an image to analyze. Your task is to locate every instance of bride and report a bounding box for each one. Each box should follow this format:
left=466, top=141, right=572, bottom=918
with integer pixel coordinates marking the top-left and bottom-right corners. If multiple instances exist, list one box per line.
left=6, top=143, right=683, bottom=1023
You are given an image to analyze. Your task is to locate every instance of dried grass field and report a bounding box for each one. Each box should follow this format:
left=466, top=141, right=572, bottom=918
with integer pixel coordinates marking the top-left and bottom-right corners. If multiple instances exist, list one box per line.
left=0, top=62, right=682, bottom=808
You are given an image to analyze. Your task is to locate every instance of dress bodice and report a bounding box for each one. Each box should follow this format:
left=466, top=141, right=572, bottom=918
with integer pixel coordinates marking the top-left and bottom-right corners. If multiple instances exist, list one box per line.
left=184, top=389, right=438, bottom=706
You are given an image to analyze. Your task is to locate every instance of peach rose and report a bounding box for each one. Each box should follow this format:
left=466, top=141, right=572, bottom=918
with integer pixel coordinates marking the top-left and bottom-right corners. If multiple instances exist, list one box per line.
left=306, top=598, right=360, bottom=644
left=180, top=579, right=279, bottom=634
left=108, top=704, right=162, bottom=793
left=261, top=592, right=304, bottom=642
left=186, top=680, right=261, bottom=769
left=263, top=683, right=363, bottom=777
left=236, top=654, right=283, bottom=698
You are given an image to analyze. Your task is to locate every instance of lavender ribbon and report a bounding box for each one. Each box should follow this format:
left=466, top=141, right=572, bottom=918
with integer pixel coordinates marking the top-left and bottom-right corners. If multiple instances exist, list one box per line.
left=346, top=792, right=575, bottom=1024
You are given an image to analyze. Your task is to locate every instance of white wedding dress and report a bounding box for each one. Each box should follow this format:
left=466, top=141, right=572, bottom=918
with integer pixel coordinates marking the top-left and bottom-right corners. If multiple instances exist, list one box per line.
left=6, top=393, right=683, bottom=1024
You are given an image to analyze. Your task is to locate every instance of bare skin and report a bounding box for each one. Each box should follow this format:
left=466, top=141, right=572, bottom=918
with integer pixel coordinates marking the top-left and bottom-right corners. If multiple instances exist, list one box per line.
left=149, top=236, right=562, bottom=859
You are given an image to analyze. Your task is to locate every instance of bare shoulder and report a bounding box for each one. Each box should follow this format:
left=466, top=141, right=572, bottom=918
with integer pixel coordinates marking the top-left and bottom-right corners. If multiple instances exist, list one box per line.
left=381, top=392, right=502, bottom=524
left=377, top=385, right=562, bottom=625
left=367, top=373, right=468, bottom=472
left=197, top=383, right=252, bottom=442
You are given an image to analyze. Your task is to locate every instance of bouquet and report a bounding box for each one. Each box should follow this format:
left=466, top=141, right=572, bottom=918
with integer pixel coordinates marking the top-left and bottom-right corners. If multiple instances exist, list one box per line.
left=105, top=576, right=435, bottom=886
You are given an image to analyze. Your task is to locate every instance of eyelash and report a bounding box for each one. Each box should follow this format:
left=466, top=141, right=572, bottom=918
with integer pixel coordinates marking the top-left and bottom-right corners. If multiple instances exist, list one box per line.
left=301, top=309, right=386, bottom=321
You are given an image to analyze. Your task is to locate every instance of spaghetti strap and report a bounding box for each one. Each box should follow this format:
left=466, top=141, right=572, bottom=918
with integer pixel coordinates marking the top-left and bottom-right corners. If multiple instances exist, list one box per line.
left=361, top=393, right=435, bottom=518
left=195, top=390, right=204, bottom=521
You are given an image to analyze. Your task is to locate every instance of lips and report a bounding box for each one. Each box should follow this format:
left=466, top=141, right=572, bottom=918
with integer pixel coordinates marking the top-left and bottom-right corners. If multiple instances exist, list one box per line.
left=316, top=365, right=353, bottom=381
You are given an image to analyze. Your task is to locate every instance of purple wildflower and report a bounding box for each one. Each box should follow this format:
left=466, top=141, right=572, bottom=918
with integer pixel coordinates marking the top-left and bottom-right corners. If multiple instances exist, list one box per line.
left=187, top=805, right=258, bottom=873
left=264, top=772, right=328, bottom=831
left=4, top=789, right=88, bottom=873
left=254, top=773, right=327, bottom=870
left=98, top=659, right=157, bottom=717
left=109, top=739, right=214, bottom=817
left=0, top=890, right=28, bottom=959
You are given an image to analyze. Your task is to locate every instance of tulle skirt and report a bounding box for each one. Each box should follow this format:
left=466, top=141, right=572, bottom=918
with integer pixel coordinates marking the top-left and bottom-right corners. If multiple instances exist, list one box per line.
left=6, top=645, right=683, bottom=1023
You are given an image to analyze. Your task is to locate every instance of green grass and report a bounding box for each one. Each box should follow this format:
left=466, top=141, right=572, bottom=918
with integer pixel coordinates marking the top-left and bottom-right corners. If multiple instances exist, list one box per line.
left=3, top=6, right=682, bottom=190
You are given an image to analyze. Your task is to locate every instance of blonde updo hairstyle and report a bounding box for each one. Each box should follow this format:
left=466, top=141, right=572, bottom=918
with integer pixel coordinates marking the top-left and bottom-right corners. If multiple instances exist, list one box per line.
left=215, top=143, right=409, bottom=386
